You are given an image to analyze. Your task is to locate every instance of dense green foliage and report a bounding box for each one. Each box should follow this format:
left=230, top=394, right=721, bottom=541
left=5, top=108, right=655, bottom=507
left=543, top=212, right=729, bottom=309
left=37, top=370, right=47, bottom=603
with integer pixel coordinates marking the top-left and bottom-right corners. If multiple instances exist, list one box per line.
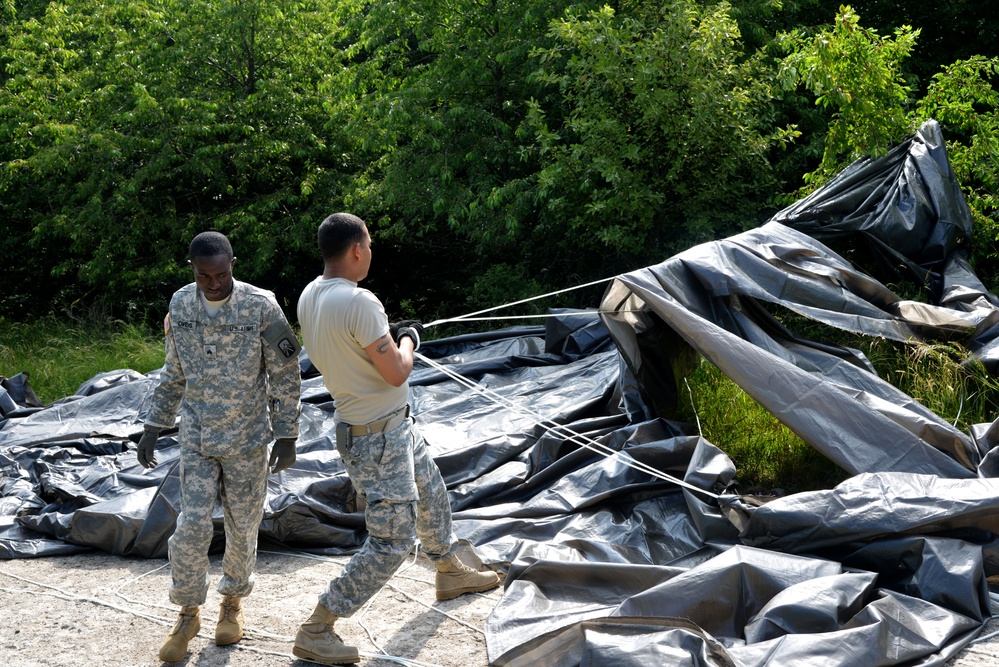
left=674, top=320, right=999, bottom=492
left=0, top=0, right=354, bottom=316
left=776, top=6, right=918, bottom=183
left=1, top=0, right=997, bottom=313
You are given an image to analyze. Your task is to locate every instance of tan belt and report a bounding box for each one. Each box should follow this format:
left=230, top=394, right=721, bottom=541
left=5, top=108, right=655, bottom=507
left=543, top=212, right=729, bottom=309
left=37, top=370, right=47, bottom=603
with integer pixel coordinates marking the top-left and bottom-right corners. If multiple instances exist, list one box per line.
left=347, top=405, right=410, bottom=436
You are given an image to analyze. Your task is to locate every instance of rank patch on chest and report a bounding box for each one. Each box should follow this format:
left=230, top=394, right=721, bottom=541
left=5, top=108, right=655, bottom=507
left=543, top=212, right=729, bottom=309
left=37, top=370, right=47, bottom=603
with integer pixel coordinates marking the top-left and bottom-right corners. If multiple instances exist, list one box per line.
left=204, top=344, right=217, bottom=358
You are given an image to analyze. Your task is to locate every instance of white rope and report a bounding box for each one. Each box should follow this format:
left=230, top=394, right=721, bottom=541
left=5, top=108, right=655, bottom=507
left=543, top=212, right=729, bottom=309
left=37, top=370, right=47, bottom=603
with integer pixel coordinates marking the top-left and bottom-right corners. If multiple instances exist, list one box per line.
left=0, top=569, right=177, bottom=626
left=425, top=276, right=615, bottom=327
left=113, top=561, right=174, bottom=613
left=383, top=580, right=491, bottom=634
left=266, top=547, right=490, bottom=636
left=0, top=563, right=451, bottom=667
left=414, top=351, right=720, bottom=500
left=260, top=547, right=353, bottom=565
left=353, top=549, right=420, bottom=648
left=356, top=653, right=446, bottom=667
left=416, top=272, right=724, bottom=499
left=417, top=271, right=717, bottom=493
left=424, top=309, right=644, bottom=325
left=432, top=312, right=597, bottom=323
left=356, top=584, right=387, bottom=648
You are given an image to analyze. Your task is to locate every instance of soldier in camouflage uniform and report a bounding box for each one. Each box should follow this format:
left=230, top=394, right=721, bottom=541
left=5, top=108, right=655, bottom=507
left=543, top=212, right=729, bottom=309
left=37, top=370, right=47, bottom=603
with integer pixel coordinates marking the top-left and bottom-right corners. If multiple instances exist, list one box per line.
left=293, top=212, right=499, bottom=665
left=136, top=231, right=302, bottom=663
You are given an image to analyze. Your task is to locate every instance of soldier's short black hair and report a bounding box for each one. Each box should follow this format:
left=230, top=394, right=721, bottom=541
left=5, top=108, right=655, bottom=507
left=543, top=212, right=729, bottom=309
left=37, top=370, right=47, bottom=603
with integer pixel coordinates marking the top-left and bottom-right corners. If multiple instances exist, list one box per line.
left=189, top=231, right=233, bottom=262
left=318, top=213, right=367, bottom=261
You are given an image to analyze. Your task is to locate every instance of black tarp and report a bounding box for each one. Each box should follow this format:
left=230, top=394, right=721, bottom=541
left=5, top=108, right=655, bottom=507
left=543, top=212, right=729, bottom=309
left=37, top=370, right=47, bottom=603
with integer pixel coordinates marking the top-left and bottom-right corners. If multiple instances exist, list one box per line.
left=2, top=119, right=998, bottom=666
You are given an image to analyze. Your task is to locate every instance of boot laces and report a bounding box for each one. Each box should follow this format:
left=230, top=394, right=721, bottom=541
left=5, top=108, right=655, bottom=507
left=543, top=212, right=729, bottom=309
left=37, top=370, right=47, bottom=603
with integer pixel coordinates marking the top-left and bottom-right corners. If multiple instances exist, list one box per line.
left=220, top=598, right=240, bottom=622
left=172, top=610, right=198, bottom=635
left=441, top=556, right=476, bottom=574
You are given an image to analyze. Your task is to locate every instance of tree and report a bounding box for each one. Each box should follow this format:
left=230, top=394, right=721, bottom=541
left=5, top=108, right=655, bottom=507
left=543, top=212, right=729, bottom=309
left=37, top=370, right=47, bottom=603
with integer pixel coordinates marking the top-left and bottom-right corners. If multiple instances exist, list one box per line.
left=524, top=1, right=794, bottom=259
left=916, top=56, right=999, bottom=279
left=334, top=0, right=795, bottom=317
left=775, top=4, right=918, bottom=186
left=327, top=0, right=599, bottom=316
left=774, top=5, right=999, bottom=286
left=0, top=0, right=353, bottom=318
left=822, top=0, right=999, bottom=94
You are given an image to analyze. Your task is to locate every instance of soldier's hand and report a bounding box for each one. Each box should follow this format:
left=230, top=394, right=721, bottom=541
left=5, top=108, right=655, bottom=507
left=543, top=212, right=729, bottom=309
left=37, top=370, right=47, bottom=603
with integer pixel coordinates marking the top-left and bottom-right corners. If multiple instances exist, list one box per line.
left=389, top=320, right=423, bottom=342
left=390, top=320, right=423, bottom=351
left=269, top=438, right=297, bottom=473
left=137, top=426, right=161, bottom=469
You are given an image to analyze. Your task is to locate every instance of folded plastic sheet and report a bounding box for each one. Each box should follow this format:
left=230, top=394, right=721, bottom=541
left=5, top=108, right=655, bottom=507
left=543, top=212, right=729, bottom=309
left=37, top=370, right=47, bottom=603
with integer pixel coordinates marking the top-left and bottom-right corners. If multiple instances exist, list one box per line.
left=601, top=223, right=980, bottom=479
left=0, top=315, right=639, bottom=560
left=769, top=119, right=974, bottom=289
left=0, top=372, right=43, bottom=421
left=487, top=544, right=985, bottom=667
left=488, top=120, right=997, bottom=666
left=3, top=119, right=999, bottom=666
left=737, top=473, right=999, bottom=554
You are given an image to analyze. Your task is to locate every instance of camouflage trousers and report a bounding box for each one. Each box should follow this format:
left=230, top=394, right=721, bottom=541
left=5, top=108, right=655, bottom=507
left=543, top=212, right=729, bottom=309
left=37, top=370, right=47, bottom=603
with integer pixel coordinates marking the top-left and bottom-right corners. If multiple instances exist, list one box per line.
left=168, top=444, right=269, bottom=607
left=321, top=416, right=456, bottom=616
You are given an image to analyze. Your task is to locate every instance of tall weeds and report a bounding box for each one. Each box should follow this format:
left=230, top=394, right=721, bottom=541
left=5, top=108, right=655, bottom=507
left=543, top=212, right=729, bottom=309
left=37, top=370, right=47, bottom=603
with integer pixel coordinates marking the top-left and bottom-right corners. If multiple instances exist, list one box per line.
left=0, top=315, right=165, bottom=405
left=676, top=316, right=999, bottom=494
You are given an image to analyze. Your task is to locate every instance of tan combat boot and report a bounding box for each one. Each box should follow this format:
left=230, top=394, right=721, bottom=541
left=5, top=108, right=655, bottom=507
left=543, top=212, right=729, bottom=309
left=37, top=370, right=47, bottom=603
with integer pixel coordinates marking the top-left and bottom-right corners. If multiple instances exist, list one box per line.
left=435, top=553, right=501, bottom=600
left=215, top=595, right=244, bottom=645
left=159, top=605, right=201, bottom=663
left=292, top=602, right=360, bottom=665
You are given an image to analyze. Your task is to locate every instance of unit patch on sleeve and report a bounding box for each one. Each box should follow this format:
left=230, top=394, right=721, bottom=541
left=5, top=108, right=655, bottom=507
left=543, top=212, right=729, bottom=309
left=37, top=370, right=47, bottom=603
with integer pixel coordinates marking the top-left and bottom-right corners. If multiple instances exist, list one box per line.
left=265, top=323, right=302, bottom=360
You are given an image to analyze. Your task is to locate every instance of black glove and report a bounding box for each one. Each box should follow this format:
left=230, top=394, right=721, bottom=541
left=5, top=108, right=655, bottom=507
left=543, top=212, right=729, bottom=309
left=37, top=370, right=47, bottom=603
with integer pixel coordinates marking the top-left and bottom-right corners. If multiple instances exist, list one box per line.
left=269, top=437, right=297, bottom=473
left=389, top=319, right=423, bottom=341
left=389, top=320, right=423, bottom=350
left=137, top=426, right=161, bottom=469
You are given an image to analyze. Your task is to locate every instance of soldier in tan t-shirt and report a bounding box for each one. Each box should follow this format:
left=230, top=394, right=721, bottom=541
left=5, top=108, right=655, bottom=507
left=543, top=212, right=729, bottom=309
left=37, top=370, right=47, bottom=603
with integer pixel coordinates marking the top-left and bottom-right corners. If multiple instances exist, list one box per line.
left=293, top=212, right=500, bottom=666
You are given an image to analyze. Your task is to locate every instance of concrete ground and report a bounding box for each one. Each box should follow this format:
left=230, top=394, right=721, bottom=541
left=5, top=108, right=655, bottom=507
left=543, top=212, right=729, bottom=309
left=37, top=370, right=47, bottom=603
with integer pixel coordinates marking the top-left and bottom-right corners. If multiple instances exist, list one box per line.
left=948, top=583, right=999, bottom=667
left=0, top=551, right=997, bottom=666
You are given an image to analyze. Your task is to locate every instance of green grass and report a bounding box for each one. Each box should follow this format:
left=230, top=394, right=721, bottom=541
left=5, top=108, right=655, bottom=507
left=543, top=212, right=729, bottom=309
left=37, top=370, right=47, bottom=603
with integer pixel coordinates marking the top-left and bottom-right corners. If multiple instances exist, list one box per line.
left=674, top=361, right=851, bottom=495
left=0, top=315, right=165, bottom=405
left=671, top=304, right=999, bottom=495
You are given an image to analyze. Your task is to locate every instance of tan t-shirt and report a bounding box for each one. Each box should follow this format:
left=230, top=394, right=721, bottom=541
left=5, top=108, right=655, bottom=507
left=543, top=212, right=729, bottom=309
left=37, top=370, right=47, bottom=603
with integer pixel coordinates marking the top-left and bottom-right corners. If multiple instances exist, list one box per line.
left=297, top=276, right=409, bottom=424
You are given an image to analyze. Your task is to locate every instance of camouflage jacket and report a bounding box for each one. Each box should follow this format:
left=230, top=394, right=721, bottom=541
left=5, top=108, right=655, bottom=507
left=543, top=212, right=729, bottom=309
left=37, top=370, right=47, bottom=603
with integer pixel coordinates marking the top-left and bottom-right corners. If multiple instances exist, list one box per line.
left=145, top=280, right=302, bottom=456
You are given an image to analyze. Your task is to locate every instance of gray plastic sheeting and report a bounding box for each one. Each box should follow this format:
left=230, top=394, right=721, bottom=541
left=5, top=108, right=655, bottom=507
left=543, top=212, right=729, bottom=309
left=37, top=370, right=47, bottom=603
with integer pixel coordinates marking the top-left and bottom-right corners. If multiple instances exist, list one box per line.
left=2, top=119, right=998, bottom=666
left=485, top=120, right=999, bottom=666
